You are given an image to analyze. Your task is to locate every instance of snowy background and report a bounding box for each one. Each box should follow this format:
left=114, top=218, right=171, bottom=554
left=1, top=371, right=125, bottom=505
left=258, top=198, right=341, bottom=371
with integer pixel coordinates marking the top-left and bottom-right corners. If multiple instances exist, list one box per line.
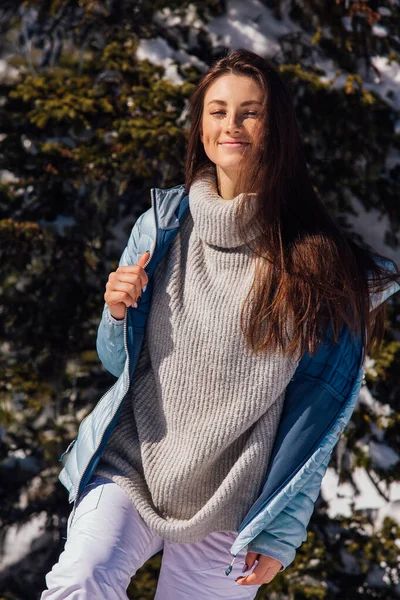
left=0, top=1, right=400, bottom=598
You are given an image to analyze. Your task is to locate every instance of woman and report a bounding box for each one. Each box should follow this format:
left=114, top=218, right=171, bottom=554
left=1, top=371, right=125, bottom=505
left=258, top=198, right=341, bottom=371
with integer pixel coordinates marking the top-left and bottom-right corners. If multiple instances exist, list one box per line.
left=41, top=48, right=400, bottom=598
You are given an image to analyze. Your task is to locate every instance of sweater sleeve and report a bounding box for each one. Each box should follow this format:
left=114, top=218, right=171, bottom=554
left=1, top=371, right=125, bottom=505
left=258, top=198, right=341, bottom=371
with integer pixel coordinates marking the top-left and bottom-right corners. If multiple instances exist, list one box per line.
left=247, top=450, right=332, bottom=571
left=96, top=211, right=147, bottom=378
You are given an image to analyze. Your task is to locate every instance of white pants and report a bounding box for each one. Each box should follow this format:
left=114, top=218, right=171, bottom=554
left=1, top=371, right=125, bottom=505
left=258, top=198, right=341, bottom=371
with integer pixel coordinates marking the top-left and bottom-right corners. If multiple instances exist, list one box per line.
left=40, top=476, right=261, bottom=599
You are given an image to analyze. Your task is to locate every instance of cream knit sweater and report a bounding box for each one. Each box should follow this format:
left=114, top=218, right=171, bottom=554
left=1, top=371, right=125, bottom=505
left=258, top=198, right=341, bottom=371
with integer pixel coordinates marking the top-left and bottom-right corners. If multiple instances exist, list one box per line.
left=94, top=167, right=300, bottom=543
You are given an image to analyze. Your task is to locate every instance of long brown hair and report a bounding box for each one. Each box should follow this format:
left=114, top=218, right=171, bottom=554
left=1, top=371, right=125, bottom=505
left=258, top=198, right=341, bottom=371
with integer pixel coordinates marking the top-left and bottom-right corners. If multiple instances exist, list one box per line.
left=184, top=48, right=400, bottom=359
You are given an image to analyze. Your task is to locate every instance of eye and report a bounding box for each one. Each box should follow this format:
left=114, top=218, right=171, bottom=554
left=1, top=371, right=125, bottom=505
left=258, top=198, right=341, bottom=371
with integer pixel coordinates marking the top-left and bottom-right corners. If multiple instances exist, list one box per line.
left=210, top=111, right=258, bottom=117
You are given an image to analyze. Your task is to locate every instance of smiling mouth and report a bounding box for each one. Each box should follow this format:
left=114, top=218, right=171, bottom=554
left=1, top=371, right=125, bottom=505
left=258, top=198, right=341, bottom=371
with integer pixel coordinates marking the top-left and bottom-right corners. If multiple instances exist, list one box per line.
left=219, top=142, right=249, bottom=148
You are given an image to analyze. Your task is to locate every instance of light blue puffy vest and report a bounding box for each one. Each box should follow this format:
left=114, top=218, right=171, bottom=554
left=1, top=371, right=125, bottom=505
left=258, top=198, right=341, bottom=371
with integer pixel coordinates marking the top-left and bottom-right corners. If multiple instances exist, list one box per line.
left=58, top=184, right=400, bottom=573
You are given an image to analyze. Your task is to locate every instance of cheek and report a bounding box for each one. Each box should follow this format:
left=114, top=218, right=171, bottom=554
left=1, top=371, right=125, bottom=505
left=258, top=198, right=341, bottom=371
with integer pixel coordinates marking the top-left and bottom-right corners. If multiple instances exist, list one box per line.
left=203, top=133, right=217, bottom=146
left=202, top=121, right=220, bottom=145
left=206, top=137, right=221, bottom=155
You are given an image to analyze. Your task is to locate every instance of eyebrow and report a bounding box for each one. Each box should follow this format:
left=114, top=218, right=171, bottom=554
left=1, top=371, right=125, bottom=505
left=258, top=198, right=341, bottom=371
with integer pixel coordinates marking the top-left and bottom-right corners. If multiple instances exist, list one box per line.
left=207, top=100, right=262, bottom=107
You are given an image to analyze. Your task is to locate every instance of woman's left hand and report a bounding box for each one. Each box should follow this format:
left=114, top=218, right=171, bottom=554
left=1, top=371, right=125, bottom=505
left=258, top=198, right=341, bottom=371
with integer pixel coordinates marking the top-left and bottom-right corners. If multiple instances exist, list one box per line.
left=235, top=552, right=283, bottom=586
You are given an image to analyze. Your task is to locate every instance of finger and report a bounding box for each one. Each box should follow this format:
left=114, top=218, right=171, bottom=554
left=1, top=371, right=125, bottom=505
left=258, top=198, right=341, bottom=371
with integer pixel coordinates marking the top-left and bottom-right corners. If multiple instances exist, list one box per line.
left=112, top=271, right=145, bottom=294
left=236, top=572, right=262, bottom=586
left=236, top=567, right=279, bottom=586
left=117, top=255, right=149, bottom=289
left=117, top=251, right=149, bottom=272
left=137, top=251, right=150, bottom=267
left=242, top=552, right=259, bottom=572
left=105, top=292, right=135, bottom=308
left=236, top=560, right=271, bottom=586
left=135, top=251, right=150, bottom=289
left=106, top=283, right=140, bottom=306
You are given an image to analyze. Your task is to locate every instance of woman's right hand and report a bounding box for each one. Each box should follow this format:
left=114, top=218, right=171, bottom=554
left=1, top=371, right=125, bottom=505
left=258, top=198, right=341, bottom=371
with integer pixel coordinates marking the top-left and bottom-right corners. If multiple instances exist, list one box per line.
left=104, top=251, right=150, bottom=320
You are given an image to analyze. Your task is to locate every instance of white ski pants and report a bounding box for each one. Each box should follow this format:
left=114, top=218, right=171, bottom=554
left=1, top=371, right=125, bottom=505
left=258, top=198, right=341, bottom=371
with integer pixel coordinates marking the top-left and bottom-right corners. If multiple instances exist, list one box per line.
left=40, top=476, right=261, bottom=599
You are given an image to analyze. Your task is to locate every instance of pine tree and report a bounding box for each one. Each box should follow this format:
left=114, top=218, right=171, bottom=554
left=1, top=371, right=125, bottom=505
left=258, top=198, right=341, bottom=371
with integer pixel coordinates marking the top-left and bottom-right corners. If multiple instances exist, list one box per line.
left=0, top=1, right=399, bottom=598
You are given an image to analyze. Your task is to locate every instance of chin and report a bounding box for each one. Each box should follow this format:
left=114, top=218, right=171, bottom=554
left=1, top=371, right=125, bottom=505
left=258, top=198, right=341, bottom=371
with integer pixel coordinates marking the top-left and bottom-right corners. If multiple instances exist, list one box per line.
left=219, top=160, right=244, bottom=170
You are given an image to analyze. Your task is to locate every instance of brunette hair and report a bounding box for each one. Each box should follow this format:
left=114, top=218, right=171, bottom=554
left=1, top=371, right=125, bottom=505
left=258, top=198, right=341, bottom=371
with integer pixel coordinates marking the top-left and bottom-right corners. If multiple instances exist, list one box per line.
left=184, top=47, right=399, bottom=359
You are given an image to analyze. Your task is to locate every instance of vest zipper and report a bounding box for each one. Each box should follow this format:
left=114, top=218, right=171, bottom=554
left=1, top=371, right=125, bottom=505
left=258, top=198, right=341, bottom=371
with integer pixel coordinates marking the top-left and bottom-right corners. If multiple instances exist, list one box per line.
left=143, top=187, right=156, bottom=270
left=67, top=312, right=130, bottom=525
left=67, top=187, right=157, bottom=526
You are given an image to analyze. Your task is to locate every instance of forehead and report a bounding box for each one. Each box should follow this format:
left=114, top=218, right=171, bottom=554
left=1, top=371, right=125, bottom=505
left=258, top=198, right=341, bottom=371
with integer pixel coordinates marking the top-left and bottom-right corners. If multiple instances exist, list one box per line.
left=204, top=74, right=263, bottom=105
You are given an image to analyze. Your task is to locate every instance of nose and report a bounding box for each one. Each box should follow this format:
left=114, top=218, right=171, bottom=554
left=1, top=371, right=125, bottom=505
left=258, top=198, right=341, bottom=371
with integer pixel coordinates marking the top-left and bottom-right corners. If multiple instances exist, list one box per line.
left=226, top=112, right=241, bottom=133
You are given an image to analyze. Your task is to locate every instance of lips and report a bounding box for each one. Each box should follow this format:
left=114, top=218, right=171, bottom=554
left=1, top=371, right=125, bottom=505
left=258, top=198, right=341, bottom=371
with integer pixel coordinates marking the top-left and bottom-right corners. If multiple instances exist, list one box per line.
left=219, top=141, right=249, bottom=147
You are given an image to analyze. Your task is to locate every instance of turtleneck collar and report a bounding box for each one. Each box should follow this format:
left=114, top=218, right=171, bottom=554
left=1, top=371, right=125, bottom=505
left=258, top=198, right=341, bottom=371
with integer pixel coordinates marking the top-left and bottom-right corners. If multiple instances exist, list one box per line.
left=188, top=166, right=260, bottom=249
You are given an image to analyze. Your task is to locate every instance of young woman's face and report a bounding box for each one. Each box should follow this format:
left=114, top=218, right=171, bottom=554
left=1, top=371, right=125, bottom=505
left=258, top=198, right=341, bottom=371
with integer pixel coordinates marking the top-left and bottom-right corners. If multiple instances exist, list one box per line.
left=200, top=73, right=263, bottom=180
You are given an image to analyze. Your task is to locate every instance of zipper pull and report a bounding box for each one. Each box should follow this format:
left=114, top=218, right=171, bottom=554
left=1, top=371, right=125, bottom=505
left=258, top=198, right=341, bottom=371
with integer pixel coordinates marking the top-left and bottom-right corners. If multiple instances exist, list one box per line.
left=225, top=554, right=237, bottom=576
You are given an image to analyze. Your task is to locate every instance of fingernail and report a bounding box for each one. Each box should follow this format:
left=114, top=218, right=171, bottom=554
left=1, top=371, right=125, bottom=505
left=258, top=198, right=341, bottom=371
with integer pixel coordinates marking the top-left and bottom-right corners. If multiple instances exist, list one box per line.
left=142, top=284, right=147, bottom=292
left=133, top=302, right=138, bottom=308
left=242, top=563, right=248, bottom=573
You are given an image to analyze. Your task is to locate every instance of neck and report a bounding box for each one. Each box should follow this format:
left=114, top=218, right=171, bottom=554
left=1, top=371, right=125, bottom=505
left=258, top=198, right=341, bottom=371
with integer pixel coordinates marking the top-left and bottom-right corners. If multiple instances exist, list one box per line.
left=216, top=165, right=238, bottom=200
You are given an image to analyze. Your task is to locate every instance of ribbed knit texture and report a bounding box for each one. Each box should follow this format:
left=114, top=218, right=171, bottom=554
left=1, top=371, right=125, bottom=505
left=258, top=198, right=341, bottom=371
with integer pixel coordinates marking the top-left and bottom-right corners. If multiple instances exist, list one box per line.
left=94, top=167, right=300, bottom=543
